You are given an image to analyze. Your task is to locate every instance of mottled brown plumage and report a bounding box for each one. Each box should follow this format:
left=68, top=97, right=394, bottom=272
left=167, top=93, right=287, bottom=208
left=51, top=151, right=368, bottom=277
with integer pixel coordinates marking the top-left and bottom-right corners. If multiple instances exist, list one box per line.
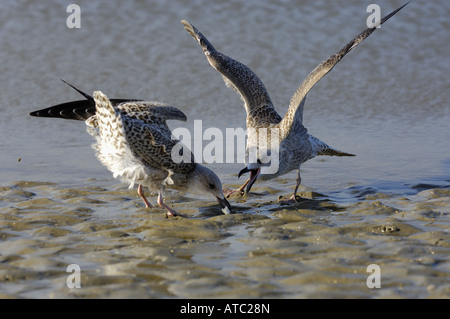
left=91, top=91, right=231, bottom=216
left=182, top=3, right=408, bottom=201
left=30, top=83, right=231, bottom=216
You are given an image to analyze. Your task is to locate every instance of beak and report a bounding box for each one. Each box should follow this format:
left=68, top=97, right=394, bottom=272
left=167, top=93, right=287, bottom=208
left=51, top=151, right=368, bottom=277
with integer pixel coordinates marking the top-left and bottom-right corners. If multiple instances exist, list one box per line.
left=245, top=168, right=261, bottom=195
left=216, top=196, right=232, bottom=215
left=238, top=167, right=251, bottom=178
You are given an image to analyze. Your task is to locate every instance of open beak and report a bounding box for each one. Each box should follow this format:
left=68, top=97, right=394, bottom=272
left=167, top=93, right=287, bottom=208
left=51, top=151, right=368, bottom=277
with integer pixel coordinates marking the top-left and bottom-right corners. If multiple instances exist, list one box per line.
left=245, top=168, right=261, bottom=195
left=237, top=167, right=261, bottom=195
left=238, top=167, right=251, bottom=178
left=216, top=196, right=232, bottom=215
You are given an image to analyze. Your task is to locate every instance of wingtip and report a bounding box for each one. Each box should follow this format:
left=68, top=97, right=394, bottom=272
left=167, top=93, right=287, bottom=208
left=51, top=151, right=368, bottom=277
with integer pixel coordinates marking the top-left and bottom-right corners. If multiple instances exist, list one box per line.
left=180, top=19, right=192, bottom=29
left=395, top=1, right=411, bottom=14
left=181, top=19, right=216, bottom=55
left=60, top=79, right=94, bottom=103
left=381, top=1, right=410, bottom=25
left=181, top=19, right=196, bottom=37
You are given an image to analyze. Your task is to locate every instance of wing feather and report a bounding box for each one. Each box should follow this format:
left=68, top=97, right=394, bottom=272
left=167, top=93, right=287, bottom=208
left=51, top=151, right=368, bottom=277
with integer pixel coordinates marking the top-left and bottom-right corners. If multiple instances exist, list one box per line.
left=182, top=20, right=281, bottom=127
left=280, top=3, right=409, bottom=138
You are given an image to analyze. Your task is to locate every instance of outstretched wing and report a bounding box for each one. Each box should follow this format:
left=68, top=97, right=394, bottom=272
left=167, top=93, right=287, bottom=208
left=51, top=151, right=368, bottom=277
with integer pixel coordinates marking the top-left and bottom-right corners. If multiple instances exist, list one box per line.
left=280, top=2, right=409, bottom=138
left=182, top=20, right=282, bottom=128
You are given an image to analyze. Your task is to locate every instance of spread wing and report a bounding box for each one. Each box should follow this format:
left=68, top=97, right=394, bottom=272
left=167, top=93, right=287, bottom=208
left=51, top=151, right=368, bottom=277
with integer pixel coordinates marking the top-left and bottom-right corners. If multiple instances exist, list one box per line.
left=182, top=20, right=282, bottom=128
left=280, top=2, right=409, bottom=138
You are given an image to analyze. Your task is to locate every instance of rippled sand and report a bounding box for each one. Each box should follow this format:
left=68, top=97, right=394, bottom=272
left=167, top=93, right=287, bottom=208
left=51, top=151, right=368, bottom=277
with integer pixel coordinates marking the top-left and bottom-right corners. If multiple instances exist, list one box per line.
left=0, top=180, right=449, bottom=299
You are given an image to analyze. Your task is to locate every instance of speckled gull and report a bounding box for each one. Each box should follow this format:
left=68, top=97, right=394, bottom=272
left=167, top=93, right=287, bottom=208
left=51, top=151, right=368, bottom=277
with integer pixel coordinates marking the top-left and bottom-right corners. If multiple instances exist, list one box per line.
left=181, top=3, right=408, bottom=203
left=30, top=84, right=231, bottom=216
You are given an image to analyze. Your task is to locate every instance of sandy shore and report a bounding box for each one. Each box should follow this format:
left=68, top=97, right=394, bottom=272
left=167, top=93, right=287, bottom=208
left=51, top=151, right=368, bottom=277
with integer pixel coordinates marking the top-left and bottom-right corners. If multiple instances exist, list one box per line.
left=0, top=180, right=449, bottom=298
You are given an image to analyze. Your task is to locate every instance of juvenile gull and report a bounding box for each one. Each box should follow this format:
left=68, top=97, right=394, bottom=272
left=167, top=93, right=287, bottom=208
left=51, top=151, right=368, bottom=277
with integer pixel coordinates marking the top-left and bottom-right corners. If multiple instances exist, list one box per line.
left=30, top=85, right=231, bottom=216
left=181, top=3, right=408, bottom=203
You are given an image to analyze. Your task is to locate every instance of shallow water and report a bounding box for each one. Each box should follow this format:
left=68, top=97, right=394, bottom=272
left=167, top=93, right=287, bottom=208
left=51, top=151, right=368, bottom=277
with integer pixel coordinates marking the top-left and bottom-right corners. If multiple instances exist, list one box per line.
left=0, top=0, right=449, bottom=298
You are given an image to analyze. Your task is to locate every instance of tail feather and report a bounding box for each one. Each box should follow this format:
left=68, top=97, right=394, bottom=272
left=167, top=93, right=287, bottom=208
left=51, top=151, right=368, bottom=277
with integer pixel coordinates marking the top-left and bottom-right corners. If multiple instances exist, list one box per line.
left=310, top=135, right=355, bottom=157
left=318, top=148, right=355, bottom=157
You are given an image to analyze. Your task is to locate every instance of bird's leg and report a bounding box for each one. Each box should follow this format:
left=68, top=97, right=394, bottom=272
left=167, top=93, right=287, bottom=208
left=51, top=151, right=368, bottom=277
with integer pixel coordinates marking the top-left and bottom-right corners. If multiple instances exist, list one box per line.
left=157, top=191, right=187, bottom=218
left=279, top=170, right=302, bottom=205
left=137, top=184, right=153, bottom=208
left=223, top=178, right=250, bottom=198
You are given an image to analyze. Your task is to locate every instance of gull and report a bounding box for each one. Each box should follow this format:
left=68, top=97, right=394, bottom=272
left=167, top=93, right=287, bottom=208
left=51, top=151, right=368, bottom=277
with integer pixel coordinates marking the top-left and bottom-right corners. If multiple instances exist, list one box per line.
left=30, top=84, right=231, bottom=216
left=181, top=3, right=408, bottom=203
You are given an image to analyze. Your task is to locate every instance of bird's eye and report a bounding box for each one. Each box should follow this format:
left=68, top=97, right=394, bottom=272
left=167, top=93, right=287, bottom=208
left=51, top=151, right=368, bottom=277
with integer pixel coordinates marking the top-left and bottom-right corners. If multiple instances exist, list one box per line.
left=209, top=183, right=215, bottom=190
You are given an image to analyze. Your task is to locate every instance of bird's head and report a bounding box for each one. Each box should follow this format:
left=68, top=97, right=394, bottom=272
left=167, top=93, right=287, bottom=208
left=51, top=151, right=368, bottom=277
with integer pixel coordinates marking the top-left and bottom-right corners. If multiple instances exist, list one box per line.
left=191, top=165, right=232, bottom=215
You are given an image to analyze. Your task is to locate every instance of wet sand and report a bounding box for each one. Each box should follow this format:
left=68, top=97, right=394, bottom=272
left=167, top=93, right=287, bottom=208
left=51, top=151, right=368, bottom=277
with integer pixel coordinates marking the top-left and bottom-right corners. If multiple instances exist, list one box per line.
left=1, top=179, right=449, bottom=298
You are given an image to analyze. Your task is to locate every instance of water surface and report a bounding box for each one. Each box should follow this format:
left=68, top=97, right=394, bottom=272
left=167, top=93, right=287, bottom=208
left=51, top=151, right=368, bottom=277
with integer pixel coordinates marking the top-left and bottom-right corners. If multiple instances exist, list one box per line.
left=0, top=0, right=449, bottom=299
